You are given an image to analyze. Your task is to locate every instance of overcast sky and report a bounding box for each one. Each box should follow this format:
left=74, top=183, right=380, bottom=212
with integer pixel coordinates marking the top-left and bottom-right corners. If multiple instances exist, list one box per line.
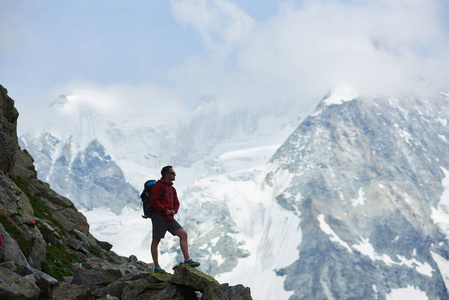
left=1, top=0, right=449, bottom=133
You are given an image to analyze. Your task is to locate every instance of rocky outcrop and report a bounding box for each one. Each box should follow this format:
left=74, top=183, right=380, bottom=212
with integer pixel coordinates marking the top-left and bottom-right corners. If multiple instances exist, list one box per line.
left=0, top=85, right=19, bottom=176
left=0, top=84, right=252, bottom=299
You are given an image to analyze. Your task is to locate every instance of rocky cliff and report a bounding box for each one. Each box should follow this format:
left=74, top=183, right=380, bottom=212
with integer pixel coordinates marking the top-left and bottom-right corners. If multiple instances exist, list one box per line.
left=0, top=84, right=252, bottom=299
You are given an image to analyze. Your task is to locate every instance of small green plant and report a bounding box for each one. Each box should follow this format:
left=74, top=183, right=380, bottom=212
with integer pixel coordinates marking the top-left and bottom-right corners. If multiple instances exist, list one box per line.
left=86, top=243, right=103, bottom=256
left=41, top=244, right=81, bottom=280
left=13, top=176, right=66, bottom=234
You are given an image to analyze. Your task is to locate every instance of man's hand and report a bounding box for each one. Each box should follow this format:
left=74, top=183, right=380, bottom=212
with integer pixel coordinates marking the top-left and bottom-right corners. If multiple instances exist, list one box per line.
left=166, top=210, right=175, bottom=216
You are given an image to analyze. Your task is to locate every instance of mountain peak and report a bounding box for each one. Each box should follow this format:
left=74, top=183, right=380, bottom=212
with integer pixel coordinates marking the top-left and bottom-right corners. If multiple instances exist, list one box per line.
left=322, top=86, right=359, bottom=105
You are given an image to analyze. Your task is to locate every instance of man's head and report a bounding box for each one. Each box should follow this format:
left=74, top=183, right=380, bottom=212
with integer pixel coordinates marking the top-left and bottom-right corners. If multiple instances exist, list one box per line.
left=161, top=165, right=176, bottom=182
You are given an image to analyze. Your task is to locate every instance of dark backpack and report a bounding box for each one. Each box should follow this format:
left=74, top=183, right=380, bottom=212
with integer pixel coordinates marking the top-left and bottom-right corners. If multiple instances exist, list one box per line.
left=140, top=180, right=166, bottom=219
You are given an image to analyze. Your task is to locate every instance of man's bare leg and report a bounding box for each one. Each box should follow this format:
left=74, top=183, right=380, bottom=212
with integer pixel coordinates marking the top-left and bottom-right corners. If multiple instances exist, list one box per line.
left=174, top=228, right=189, bottom=260
left=151, top=238, right=161, bottom=267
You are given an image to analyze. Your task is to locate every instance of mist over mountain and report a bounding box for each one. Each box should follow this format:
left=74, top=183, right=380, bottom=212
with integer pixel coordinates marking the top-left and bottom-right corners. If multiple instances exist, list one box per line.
left=19, top=87, right=449, bottom=299
left=19, top=92, right=301, bottom=211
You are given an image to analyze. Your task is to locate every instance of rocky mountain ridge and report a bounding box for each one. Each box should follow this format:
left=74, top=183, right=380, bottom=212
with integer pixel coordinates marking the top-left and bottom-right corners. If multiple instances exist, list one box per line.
left=266, top=94, right=449, bottom=299
left=19, top=131, right=139, bottom=214
left=0, top=84, right=252, bottom=299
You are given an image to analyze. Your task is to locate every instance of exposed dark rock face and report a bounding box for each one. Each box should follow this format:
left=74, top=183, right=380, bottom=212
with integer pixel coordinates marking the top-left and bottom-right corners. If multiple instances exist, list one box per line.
left=0, top=85, right=19, bottom=176
left=0, top=85, right=252, bottom=299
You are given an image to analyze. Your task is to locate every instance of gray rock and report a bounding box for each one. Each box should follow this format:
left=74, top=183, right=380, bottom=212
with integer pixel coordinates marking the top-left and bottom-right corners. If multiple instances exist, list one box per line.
left=202, top=283, right=252, bottom=300
left=170, top=264, right=220, bottom=292
left=92, top=280, right=125, bottom=298
left=92, top=271, right=147, bottom=298
left=135, top=284, right=198, bottom=300
left=70, top=228, right=89, bottom=243
left=97, top=240, right=113, bottom=252
left=19, top=264, right=59, bottom=286
left=0, top=85, right=19, bottom=177
left=121, top=278, right=150, bottom=300
left=0, top=223, right=30, bottom=267
left=51, top=281, right=95, bottom=300
left=72, top=269, right=123, bottom=287
left=67, top=238, right=82, bottom=251
left=128, top=254, right=138, bottom=264
left=0, top=260, right=17, bottom=272
left=0, top=266, right=40, bottom=300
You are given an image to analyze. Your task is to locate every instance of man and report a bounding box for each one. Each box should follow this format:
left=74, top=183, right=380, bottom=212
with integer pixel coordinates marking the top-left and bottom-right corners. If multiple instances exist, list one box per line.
left=150, top=165, right=200, bottom=273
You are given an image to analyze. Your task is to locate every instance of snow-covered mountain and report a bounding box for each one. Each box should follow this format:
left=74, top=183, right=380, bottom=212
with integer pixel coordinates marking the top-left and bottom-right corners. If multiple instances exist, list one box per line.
left=19, top=93, right=300, bottom=210
left=19, top=132, right=138, bottom=213
left=262, top=93, right=449, bottom=299
left=19, top=89, right=449, bottom=299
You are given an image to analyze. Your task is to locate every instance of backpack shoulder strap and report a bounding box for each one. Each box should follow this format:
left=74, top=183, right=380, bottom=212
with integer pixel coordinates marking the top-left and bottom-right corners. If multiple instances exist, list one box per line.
left=158, top=183, right=167, bottom=201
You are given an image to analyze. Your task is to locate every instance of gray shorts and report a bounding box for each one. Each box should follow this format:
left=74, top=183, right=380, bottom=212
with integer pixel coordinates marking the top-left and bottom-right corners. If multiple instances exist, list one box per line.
left=151, top=213, right=183, bottom=239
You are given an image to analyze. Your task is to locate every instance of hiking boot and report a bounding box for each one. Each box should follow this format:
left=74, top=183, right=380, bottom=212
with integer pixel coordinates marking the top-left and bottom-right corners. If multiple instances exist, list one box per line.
left=154, top=266, right=164, bottom=273
left=184, top=258, right=200, bottom=267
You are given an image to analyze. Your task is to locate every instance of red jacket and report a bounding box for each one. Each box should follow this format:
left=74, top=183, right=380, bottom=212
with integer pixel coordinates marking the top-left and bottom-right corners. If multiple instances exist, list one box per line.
left=150, top=178, right=179, bottom=222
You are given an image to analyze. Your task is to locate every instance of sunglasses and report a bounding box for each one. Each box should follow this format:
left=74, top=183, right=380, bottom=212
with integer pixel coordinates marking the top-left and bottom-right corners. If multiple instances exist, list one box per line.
left=168, top=172, right=176, bottom=175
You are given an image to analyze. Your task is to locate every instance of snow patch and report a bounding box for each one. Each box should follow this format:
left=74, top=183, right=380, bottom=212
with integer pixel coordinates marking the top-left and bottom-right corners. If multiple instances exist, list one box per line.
left=431, top=252, right=449, bottom=290
left=432, top=168, right=449, bottom=241
left=353, top=238, right=433, bottom=276
left=386, top=285, right=428, bottom=300
left=318, top=214, right=353, bottom=252
left=350, top=188, right=366, bottom=207
left=323, top=86, right=359, bottom=105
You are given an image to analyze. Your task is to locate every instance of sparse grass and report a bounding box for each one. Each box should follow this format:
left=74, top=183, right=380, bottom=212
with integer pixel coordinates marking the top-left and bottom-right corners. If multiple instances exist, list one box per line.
left=13, top=176, right=66, bottom=234
left=0, top=214, right=31, bottom=257
left=41, top=244, right=81, bottom=280
left=10, top=176, right=81, bottom=279
left=86, top=243, right=103, bottom=256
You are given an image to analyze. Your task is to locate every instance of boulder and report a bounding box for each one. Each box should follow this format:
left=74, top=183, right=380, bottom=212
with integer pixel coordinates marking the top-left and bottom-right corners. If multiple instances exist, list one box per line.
left=97, top=240, right=113, bottom=252
left=51, top=281, right=94, bottom=300
left=0, top=223, right=30, bottom=267
left=0, top=260, right=17, bottom=272
left=121, top=278, right=150, bottom=300
left=0, top=266, right=40, bottom=300
left=72, top=269, right=123, bottom=287
left=19, top=264, right=59, bottom=286
left=135, top=284, right=197, bottom=300
left=202, top=283, right=252, bottom=300
left=92, top=280, right=125, bottom=299
left=14, top=264, right=59, bottom=298
left=92, top=271, right=148, bottom=298
left=170, top=264, right=220, bottom=292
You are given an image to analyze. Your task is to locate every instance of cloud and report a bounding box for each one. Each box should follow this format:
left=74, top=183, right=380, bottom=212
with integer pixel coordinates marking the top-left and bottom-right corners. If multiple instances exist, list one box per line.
left=171, top=0, right=255, bottom=47
left=169, top=0, right=449, bottom=109
left=17, top=82, right=187, bottom=136
left=10, top=0, right=449, bottom=135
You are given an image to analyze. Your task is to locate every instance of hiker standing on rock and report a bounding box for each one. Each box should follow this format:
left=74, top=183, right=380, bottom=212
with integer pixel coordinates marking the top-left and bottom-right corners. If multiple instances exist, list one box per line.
left=150, top=165, right=200, bottom=273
